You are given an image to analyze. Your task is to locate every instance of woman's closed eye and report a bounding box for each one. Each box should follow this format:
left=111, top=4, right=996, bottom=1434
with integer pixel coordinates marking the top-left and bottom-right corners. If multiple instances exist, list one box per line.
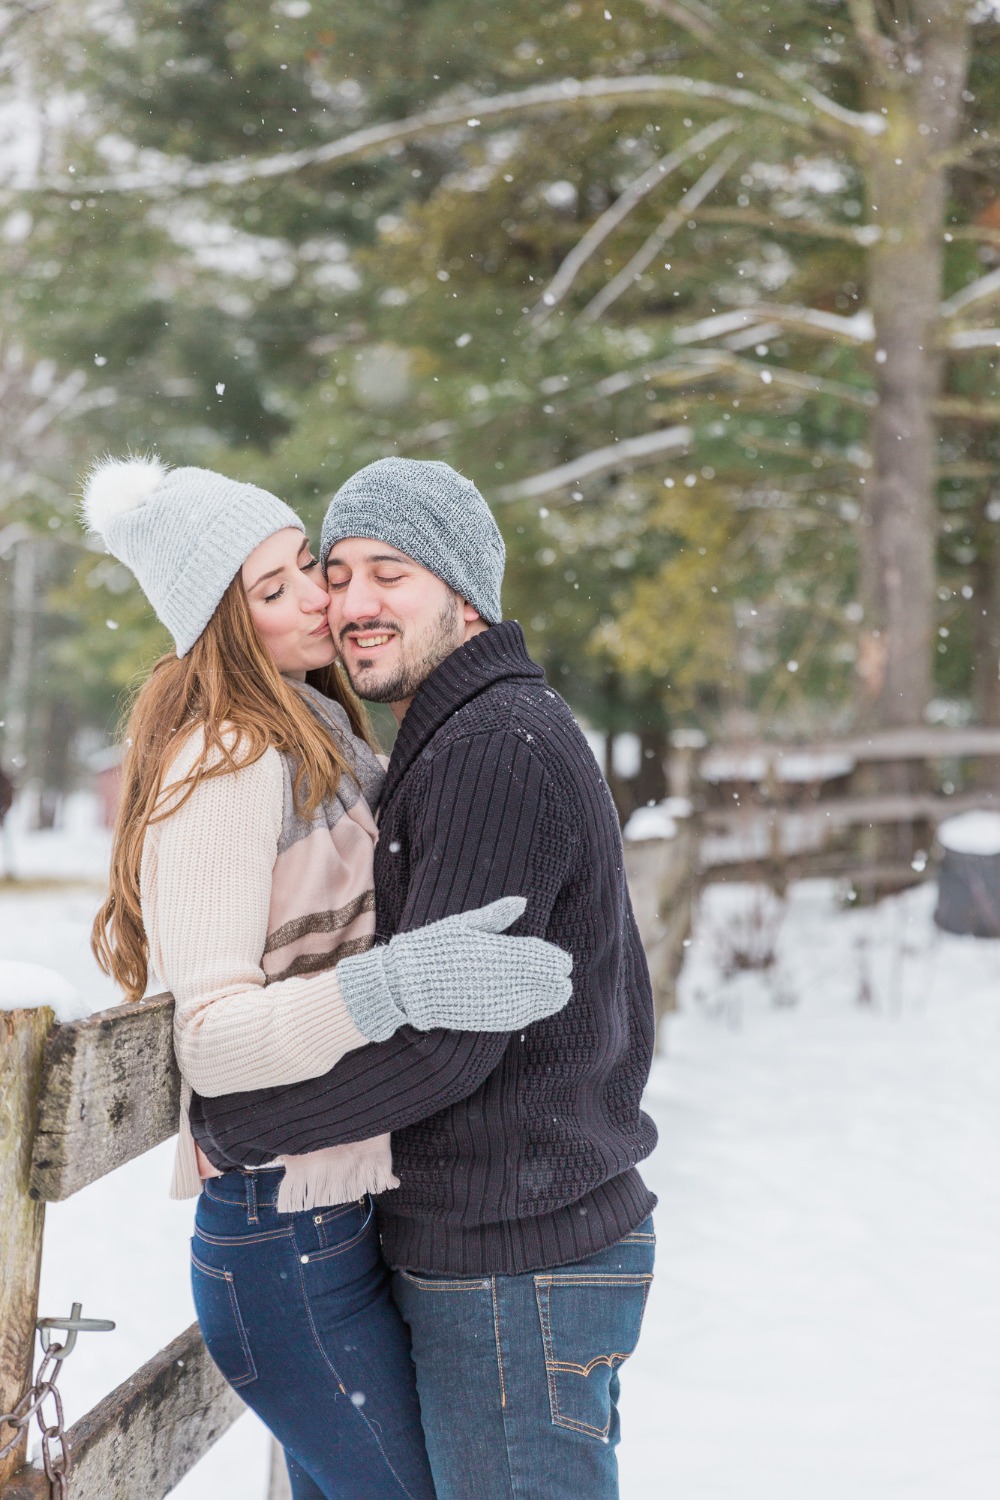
left=264, top=558, right=319, bottom=602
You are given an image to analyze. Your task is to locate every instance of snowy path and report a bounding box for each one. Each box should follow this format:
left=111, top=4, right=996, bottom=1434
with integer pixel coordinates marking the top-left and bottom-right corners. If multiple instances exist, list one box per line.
left=2, top=814, right=999, bottom=1497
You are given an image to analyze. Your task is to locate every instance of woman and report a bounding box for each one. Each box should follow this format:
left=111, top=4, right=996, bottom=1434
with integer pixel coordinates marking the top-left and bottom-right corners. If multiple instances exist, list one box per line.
left=85, top=455, right=572, bottom=1500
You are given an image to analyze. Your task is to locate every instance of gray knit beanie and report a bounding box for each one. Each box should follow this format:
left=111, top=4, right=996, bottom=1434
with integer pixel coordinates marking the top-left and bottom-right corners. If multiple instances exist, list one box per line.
left=320, top=457, right=505, bottom=623
left=80, top=455, right=304, bottom=656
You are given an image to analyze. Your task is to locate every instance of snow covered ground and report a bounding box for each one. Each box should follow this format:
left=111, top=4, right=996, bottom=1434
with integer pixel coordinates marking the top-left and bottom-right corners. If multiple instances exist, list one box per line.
left=2, top=801, right=999, bottom=1498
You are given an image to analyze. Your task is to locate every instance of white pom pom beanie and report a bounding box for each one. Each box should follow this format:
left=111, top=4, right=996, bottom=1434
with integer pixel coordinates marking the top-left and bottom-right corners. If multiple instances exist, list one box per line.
left=80, top=455, right=304, bottom=656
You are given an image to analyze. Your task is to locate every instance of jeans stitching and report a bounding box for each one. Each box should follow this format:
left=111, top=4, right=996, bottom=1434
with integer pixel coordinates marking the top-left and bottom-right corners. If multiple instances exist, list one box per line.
left=195, top=1225, right=293, bottom=1248
left=534, top=1273, right=653, bottom=1440
left=296, top=1200, right=373, bottom=1263
left=313, top=1202, right=365, bottom=1225
left=203, top=1181, right=247, bottom=1205
left=396, top=1272, right=490, bottom=1292
left=537, top=1275, right=652, bottom=1288
left=491, top=1277, right=507, bottom=1411
left=190, top=1252, right=258, bottom=1389
left=292, top=1246, right=421, bottom=1500
left=534, top=1280, right=563, bottom=1431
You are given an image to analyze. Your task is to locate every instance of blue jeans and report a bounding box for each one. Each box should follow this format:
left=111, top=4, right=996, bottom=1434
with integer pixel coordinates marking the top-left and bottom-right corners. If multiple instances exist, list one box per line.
left=190, top=1168, right=436, bottom=1500
left=392, top=1217, right=655, bottom=1499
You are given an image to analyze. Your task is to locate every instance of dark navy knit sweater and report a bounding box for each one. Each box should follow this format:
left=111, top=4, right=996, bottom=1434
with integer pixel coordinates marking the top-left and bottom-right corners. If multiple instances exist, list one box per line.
left=191, top=622, right=657, bottom=1275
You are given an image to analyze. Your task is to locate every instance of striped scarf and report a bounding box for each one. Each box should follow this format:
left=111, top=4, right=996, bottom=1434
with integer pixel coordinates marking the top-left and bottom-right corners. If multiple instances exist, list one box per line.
left=265, top=682, right=398, bottom=1212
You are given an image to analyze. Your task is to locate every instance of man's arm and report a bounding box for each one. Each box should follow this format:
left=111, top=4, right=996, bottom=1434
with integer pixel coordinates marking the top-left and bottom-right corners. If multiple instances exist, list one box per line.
left=194, top=728, right=576, bottom=1161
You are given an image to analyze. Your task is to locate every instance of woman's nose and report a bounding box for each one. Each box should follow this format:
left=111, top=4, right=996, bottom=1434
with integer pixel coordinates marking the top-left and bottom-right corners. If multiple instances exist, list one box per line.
left=303, top=577, right=330, bottom=609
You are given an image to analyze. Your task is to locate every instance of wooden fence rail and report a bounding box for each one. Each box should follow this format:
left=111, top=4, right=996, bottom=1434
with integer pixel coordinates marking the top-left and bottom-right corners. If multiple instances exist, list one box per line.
left=0, top=998, right=291, bottom=1500
left=687, top=724, right=1000, bottom=888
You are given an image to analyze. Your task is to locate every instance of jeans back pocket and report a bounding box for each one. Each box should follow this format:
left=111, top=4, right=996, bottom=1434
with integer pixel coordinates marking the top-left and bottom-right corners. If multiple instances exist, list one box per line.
left=534, top=1271, right=652, bottom=1440
left=190, top=1250, right=258, bottom=1390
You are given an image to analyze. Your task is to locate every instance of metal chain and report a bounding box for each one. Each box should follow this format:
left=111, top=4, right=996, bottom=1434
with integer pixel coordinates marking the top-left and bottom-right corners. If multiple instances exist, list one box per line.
left=0, top=1304, right=114, bottom=1499
left=0, top=1340, right=71, bottom=1497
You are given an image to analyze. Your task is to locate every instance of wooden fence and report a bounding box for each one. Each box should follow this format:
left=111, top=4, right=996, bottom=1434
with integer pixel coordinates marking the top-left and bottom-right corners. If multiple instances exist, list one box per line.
left=623, top=819, right=697, bottom=1041
left=685, top=724, right=1000, bottom=889
left=0, top=997, right=290, bottom=1500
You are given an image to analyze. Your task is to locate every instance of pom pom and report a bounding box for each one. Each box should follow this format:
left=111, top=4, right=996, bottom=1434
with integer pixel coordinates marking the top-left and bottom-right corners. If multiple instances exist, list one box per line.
left=81, top=453, right=170, bottom=539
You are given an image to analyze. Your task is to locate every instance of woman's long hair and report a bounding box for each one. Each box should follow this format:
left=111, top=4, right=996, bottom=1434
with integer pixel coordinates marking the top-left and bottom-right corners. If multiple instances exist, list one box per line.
left=92, top=575, right=374, bottom=1003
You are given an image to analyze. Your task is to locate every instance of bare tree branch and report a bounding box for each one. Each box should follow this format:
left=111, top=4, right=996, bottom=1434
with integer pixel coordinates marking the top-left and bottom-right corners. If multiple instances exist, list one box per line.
left=696, top=211, right=1000, bottom=252
left=645, top=0, right=884, bottom=142
left=935, top=396, right=1000, bottom=422
left=930, top=133, right=1000, bottom=170
left=578, top=142, right=742, bottom=325
left=29, top=75, right=833, bottom=199
left=695, top=206, right=883, bottom=245
left=951, top=225, right=1000, bottom=250
left=529, top=117, right=736, bottom=325
left=845, top=0, right=894, bottom=68
left=495, top=426, right=692, bottom=502
left=659, top=345, right=881, bottom=405
left=940, top=266, right=1000, bottom=320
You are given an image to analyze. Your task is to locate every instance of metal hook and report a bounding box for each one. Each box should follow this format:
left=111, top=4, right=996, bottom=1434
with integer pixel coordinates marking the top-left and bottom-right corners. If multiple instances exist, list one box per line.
left=37, top=1303, right=116, bottom=1361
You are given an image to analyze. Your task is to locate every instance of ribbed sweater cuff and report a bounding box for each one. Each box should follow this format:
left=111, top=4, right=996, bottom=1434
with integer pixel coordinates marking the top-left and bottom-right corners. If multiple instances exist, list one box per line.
left=377, top=1170, right=657, bottom=1276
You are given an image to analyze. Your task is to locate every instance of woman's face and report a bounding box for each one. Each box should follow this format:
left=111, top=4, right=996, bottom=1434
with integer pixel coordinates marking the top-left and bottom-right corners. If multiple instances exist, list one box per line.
left=241, top=527, right=336, bottom=678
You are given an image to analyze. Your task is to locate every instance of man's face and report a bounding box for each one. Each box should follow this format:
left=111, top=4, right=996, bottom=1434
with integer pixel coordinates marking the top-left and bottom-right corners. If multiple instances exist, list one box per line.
left=325, top=538, right=482, bottom=716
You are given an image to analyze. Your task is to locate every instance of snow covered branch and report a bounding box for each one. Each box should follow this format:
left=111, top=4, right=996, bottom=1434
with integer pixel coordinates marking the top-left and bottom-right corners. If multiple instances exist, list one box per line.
left=495, top=425, right=692, bottom=502
left=34, top=76, right=822, bottom=199
left=940, top=267, right=1000, bottom=321
left=945, top=327, right=1000, bottom=350
left=675, top=304, right=875, bottom=346
left=529, top=117, right=736, bottom=325
left=578, top=143, right=742, bottom=325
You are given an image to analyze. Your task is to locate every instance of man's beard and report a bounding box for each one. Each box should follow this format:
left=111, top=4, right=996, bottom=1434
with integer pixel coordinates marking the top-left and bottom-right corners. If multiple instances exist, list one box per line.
left=342, top=593, right=463, bottom=703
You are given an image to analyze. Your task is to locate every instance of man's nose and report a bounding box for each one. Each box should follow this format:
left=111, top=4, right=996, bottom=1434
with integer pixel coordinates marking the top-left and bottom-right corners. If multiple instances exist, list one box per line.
left=338, top=575, right=382, bottom=621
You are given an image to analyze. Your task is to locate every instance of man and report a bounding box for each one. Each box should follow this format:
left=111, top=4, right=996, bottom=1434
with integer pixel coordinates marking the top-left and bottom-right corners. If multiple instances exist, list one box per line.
left=194, top=457, right=658, bottom=1498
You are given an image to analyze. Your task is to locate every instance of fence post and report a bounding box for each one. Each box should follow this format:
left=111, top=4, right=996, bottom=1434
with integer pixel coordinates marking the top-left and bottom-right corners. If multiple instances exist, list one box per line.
left=0, top=1008, right=52, bottom=1485
left=268, top=1438, right=292, bottom=1500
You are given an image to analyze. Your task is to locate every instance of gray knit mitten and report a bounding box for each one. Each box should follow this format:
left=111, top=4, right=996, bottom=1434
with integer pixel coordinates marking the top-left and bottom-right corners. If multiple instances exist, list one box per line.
left=336, top=897, right=573, bottom=1042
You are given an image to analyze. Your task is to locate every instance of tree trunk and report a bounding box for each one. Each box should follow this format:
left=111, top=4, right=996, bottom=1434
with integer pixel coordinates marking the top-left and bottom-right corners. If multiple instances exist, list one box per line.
left=858, top=3, right=971, bottom=732
left=854, top=3, right=970, bottom=867
left=971, top=488, right=1000, bottom=727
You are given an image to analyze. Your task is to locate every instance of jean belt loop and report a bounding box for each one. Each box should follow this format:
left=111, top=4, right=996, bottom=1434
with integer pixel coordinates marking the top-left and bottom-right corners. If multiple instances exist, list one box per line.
left=246, top=1171, right=259, bottom=1225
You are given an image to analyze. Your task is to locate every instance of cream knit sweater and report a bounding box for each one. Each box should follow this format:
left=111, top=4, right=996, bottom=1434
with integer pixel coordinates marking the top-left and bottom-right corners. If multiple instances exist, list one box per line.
left=141, top=730, right=386, bottom=1201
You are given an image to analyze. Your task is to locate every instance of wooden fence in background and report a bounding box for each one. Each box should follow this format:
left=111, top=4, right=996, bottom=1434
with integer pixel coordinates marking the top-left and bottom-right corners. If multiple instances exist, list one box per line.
left=676, top=724, right=1000, bottom=890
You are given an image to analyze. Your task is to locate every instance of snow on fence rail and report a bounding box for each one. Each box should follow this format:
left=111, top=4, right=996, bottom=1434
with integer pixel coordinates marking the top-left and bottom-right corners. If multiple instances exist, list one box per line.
left=0, top=997, right=284, bottom=1500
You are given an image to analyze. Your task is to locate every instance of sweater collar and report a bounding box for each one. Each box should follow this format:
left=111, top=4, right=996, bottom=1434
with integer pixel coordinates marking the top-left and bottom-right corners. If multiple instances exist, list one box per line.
left=381, top=621, right=543, bottom=806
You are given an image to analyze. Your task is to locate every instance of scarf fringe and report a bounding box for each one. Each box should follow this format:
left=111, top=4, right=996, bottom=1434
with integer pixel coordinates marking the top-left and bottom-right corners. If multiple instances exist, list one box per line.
left=276, top=1138, right=399, bottom=1214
